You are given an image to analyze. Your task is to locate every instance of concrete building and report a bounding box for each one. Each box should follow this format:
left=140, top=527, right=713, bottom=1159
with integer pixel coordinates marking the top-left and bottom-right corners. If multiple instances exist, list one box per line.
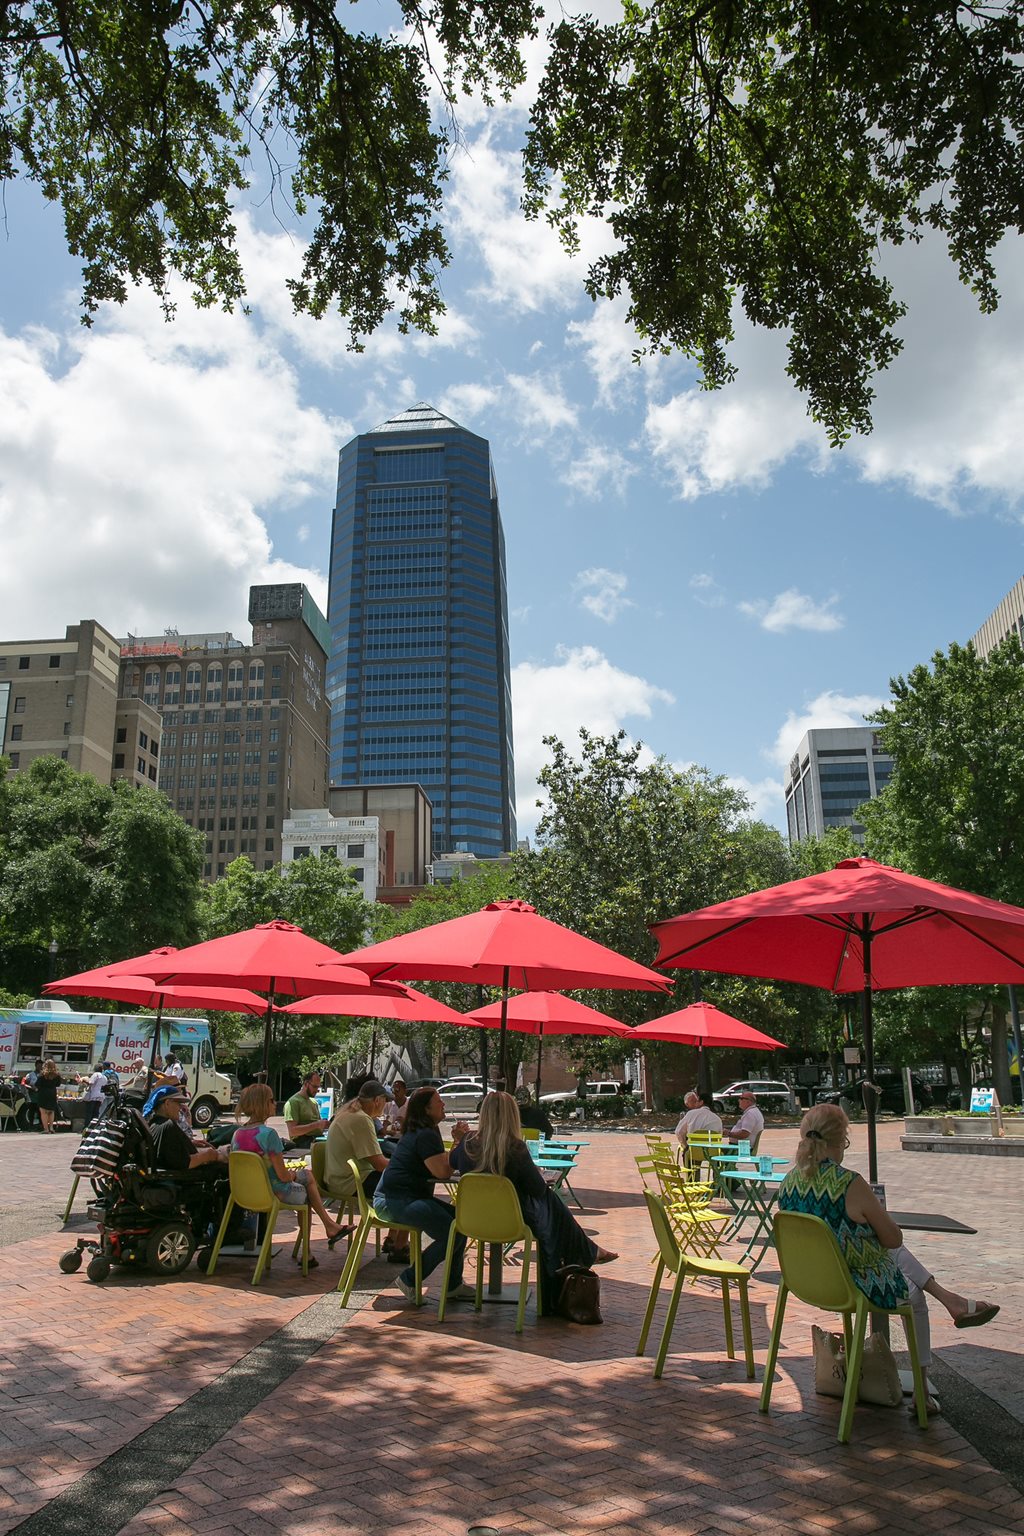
left=428, top=850, right=513, bottom=885
left=121, top=584, right=331, bottom=876
left=0, top=620, right=157, bottom=790
left=281, top=808, right=384, bottom=900
left=326, top=403, right=516, bottom=859
left=784, top=726, right=894, bottom=844
left=971, top=576, right=1024, bottom=658
left=329, top=782, right=432, bottom=903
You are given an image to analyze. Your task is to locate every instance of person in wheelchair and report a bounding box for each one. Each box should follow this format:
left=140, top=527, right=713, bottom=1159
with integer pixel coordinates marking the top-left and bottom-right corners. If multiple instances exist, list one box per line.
left=145, top=1085, right=225, bottom=1177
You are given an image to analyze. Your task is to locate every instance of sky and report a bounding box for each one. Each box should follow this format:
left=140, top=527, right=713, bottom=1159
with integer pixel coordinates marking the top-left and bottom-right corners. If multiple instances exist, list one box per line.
left=2, top=9, right=1024, bottom=846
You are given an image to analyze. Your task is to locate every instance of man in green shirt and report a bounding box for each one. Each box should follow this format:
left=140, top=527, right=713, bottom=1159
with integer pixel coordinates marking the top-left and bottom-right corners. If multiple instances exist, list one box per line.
left=283, top=1071, right=327, bottom=1145
left=325, top=1080, right=390, bottom=1202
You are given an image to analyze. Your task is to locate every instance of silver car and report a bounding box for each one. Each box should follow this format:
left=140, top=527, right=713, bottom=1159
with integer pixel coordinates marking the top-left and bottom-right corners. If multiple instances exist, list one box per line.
left=436, top=1077, right=485, bottom=1114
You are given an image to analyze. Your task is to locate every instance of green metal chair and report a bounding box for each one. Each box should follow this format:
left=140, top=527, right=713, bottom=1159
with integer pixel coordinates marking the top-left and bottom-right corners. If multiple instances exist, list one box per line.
left=437, top=1173, right=539, bottom=1334
left=205, top=1150, right=310, bottom=1285
left=759, top=1210, right=930, bottom=1443
left=638, top=1189, right=754, bottom=1380
left=337, top=1157, right=423, bottom=1306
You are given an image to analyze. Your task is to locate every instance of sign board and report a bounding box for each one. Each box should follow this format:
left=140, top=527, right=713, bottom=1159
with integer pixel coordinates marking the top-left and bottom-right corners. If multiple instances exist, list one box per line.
left=313, top=1089, right=335, bottom=1121
left=969, top=1087, right=995, bottom=1114
left=843, top=1047, right=861, bottom=1065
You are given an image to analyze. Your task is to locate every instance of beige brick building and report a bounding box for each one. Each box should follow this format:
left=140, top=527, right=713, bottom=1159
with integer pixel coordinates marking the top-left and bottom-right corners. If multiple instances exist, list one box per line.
left=0, top=619, right=157, bottom=790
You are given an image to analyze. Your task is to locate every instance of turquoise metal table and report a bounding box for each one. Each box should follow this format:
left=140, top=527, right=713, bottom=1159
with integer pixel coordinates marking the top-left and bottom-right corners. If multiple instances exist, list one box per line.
left=716, top=1164, right=791, bottom=1271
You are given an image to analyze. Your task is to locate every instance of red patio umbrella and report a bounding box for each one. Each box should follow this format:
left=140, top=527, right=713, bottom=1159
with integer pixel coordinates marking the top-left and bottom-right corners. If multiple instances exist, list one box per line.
left=131, top=921, right=382, bottom=1071
left=279, top=985, right=468, bottom=1026
left=44, top=970, right=270, bottom=1090
left=337, top=899, right=671, bottom=1083
left=465, top=992, right=633, bottom=1100
left=630, top=1002, right=784, bottom=1105
left=650, top=856, right=1024, bottom=1179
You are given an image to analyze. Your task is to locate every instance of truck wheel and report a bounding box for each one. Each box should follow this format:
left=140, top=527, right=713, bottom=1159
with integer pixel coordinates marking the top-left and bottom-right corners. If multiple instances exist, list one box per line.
left=147, top=1221, right=196, bottom=1276
left=190, top=1097, right=218, bottom=1129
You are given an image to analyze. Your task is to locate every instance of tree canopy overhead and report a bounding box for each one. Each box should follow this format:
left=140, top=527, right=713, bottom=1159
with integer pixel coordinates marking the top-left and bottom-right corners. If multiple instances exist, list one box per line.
left=4, top=3, right=1023, bottom=439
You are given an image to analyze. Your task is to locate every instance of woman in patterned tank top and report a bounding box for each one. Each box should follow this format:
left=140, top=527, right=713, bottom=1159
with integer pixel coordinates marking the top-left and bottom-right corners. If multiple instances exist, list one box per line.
left=778, top=1104, right=999, bottom=1393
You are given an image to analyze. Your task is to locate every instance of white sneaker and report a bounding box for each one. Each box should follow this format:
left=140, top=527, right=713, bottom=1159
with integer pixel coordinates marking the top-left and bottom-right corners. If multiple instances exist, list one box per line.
left=396, top=1274, right=422, bottom=1302
left=445, top=1282, right=476, bottom=1301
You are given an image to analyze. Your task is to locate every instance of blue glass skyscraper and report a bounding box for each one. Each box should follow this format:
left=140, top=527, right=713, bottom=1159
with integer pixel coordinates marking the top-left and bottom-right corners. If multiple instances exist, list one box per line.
left=327, top=404, right=516, bottom=858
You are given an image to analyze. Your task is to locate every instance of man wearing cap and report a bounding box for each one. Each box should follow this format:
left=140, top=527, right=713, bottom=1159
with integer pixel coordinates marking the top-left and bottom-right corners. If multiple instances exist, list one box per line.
left=146, top=1085, right=224, bottom=1174
left=324, top=1079, right=391, bottom=1206
left=726, top=1091, right=765, bottom=1147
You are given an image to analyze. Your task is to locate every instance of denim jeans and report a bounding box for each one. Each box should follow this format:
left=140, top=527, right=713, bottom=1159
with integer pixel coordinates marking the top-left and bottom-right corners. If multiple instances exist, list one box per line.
left=374, top=1192, right=465, bottom=1289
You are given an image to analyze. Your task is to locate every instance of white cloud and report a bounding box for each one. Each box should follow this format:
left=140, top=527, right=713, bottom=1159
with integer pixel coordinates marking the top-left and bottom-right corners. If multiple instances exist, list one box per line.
left=767, top=690, right=886, bottom=769
left=437, top=381, right=502, bottom=427
left=725, top=774, right=786, bottom=822
left=506, top=370, right=578, bottom=436
left=447, top=133, right=612, bottom=315
left=566, top=296, right=650, bottom=408
left=739, top=589, right=844, bottom=633
left=689, top=572, right=725, bottom=608
left=560, top=441, right=634, bottom=499
left=511, top=645, right=675, bottom=837
left=0, top=290, right=343, bottom=639
left=573, top=568, right=634, bottom=623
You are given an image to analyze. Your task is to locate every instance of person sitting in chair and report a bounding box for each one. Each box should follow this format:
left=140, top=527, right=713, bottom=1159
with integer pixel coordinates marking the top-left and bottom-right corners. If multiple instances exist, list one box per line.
left=674, top=1090, right=723, bottom=1149
left=726, top=1091, right=764, bottom=1146
left=283, top=1070, right=329, bottom=1145
left=515, top=1087, right=555, bottom=1140
left=145, top=1086, right=224, bottom=1175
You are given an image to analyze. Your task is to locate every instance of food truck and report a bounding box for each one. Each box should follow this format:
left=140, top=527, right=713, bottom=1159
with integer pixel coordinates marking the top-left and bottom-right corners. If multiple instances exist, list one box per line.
left=0, top=1000, right=234, bottom=1127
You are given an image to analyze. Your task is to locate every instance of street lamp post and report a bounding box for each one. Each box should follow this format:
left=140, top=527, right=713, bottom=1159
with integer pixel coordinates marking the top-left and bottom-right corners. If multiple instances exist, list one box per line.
left=47, top=938, right=59, bottom=984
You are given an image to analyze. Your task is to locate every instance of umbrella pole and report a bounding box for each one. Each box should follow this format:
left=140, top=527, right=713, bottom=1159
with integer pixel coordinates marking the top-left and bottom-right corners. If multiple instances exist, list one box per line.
left=147, top=1004, right=164, bottom=1095
left=477, top=985, right=488, bottom=1091
left=496, top=966, right=510, bottom=1091
left=535, top=1025, right=544, bottom=1103
left=861, top=927, right=878, bottom=1185
left=261, top=985, right=275, bottom=1077
left=1008, top=986, right=1024, bottom=1107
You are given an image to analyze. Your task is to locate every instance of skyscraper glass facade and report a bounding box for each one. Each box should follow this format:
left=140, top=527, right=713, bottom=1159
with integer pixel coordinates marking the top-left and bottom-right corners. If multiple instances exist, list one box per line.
left=327, top=404, right=516, bottom=858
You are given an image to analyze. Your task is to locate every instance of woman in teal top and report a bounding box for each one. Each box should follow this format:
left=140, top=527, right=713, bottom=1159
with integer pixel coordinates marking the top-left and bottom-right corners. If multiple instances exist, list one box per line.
left=778, top=1104, right=999, bottom=1384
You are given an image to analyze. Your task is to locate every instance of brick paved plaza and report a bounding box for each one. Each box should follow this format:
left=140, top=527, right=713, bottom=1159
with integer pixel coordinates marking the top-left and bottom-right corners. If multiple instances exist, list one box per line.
left=0, top=1120, right=1019, bottom=1536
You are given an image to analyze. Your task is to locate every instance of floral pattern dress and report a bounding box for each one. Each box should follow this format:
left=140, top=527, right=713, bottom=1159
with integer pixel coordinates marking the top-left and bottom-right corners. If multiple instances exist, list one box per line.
left=777, top=1158, right=908, bottom=1309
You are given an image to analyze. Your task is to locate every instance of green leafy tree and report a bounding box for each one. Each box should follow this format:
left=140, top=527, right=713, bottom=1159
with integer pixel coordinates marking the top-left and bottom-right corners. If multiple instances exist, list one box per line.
left=0, top=756, right=203, bottom=990
left=861, top=636, right=1024, bottom=1102
left=525, top=3, right=1024, bottom=442
left=6, top=5, right=1023, bottom=439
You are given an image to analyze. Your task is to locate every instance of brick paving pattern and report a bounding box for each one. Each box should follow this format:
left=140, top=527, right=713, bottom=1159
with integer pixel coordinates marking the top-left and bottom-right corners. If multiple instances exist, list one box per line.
left=0, top=1120, right=1020, bottom=1536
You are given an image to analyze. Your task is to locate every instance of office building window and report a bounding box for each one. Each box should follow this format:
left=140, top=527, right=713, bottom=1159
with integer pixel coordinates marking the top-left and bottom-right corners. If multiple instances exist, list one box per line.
left=137, top=756, right=147, bottom=773
left=206, top=663, right=223, bottom=703
left=13, top=696, right=25, bottom=713
left=10, top=725, right=21, bottom=740
left=7, top=752, right=18, bottom=767
left=265, top=838, right=275, bottom=852
left=248, top=661, right=264, bottom=701
left=116, top=726, right=127, bottom=743
left=49, top=655, right=60, bottom=669
left=164, top=666, right=181, bottom=706
left=347, top=843, right=365, bottom=859
left=63, top=721, right=70, bottom=735
left=185, top=663, right=202, bottom=705
left=139, top=731, right=148, bottom=749
left=18, top=656, right=29, bottom=669
left=66, top=694, right=74, bottom=708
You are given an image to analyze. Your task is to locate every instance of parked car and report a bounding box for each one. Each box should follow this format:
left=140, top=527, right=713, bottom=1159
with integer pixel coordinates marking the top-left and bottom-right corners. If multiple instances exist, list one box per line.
left=539, top=1080, right=627, bottom=1110
left=713, top=1080, right=797, bottom=1114
left=815, top=1072, right=933, bottom=1116
left=436, top=1076, right=485, bottom=1114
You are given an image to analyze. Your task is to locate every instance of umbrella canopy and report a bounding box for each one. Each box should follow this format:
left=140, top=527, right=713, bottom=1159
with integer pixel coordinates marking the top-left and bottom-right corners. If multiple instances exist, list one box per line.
left=338, top=899, right=670, bottom=1084
left=629, top=1002, right=784, bottom=1051
left=338, top=901, right=672, bottom=993
left=133, top=921, right=380, bottom=1071
left=279, top=985, right=467, bottom=1025
left=45, top=973, right=270, bottom=1015
left=464, top=992, right=634, bottom=1038
left=650, top=856, right=1024, bottom=1179
left=464, top=991, right=633, bottom=1103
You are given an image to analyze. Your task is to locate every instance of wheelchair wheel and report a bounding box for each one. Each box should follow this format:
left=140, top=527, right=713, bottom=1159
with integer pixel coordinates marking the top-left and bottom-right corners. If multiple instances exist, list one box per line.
left=195, top=1247, right=214, bottom=1273
left=87, top=1257, right=111, bottom=1282
left=59, top=1249, right=83, bottom=1273
left=146, top=1220, right=196, bottom=1276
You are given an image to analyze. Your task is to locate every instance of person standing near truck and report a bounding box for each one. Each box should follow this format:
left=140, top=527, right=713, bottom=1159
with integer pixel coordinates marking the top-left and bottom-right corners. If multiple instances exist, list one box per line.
left=35, top=1060, right=63, bottom=1133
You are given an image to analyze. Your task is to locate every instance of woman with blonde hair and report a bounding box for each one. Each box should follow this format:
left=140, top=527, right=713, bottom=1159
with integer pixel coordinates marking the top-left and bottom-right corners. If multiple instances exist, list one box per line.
left=778, top=1103, right=999, bottom=1397
left=232, top=1083, right=348, bottom=1255
left=451, top=1091, right=616, bottom=1310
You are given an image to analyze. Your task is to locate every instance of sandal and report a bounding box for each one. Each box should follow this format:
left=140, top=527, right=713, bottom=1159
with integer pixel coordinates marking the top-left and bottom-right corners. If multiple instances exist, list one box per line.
left=954, top=1299, right=999, bottom=1329
left=327, top=1224, right=355, bottom=1250
left=296, top=1255, right=319, bottom=1269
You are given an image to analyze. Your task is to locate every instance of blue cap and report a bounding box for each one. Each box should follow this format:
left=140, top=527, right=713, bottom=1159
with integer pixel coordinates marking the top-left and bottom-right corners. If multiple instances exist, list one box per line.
left=143, top=1083, right=188, bottom=1117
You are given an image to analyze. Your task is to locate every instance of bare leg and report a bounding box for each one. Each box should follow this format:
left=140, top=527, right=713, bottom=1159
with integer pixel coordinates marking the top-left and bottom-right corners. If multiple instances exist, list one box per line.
left=302, top=1172, right=347, bottom=1238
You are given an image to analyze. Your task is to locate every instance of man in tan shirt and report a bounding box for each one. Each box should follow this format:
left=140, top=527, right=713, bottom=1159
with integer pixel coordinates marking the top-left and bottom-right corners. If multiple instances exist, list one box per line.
left=325, top=1079, right=390, bottom=1203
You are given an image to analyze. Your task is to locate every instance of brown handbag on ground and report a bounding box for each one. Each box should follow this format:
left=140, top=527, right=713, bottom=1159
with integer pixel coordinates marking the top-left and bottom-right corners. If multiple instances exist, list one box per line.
left=811, top=1324, right=903, bottom=1407
left=555, top=1265, right=603, bottom=1324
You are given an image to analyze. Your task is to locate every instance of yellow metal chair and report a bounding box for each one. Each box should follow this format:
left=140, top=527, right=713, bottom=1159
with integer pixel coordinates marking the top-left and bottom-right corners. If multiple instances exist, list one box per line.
left=310, top=1138, right=368, bottom=1246
left=437, top=1173, right=540, bottom=1334
left=638, top=1190, right=754, bottom=1380
left=760, top=1211, right=930, bottom=1443
left=521, top=1126, right=541, bottom=1141
left=337, top=1158, right=423, bottom=1306
left=206, top=1150, right=311, bottom=1285
left=684, top=1130, right=723, bottom=1175
left=654, top=1159, right=729, bottom=1259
